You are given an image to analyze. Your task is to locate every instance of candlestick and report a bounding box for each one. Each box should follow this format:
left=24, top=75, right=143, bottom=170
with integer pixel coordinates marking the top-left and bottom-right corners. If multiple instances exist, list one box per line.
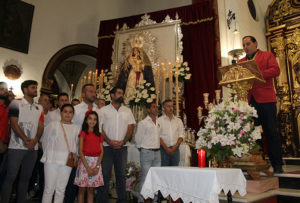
left=168, top=62, right=173, bottom=99
left=203, top=93, right=209, bottom=109
left=208, top=103, right=214, bottom=111
left=161, top=63, right=166, bottom=102
left=95, top=69, right=98, bottom=87
left=215, top=89, right=221, bottom=104
left=155, top=67, right=159, bottom=105
left=175, top=70, right=179, bottom=117
left=83, top=76, right=87, bottom=85
left=197, top=106, right=203, bottom=118
left=198, top=149, right=205, bottom=168
left=88, top=71, right=92, bottom=83
left=70, top=83, right=73, bottom=102
left=99, top=69, right=104, bottom=92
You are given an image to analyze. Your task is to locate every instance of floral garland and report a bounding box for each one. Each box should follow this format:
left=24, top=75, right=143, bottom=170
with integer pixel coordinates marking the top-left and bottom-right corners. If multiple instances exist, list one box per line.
left=97, top=70, right=114, bottom=104
left=196, top=97, right=261, bottom=162
left=126, top=79, right=156, bottom=106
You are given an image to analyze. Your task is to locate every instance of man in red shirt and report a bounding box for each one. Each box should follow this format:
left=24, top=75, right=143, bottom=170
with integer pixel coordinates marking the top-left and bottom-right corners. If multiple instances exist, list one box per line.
left=239, top=36, right=283, bottom=174
left=0, top=82, right=9, bottom=154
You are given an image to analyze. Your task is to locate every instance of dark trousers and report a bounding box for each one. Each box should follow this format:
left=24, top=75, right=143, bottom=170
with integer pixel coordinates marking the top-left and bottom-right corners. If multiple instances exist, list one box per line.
left=160, top=147, right=180, bottom=166
left=63, top=167, right=78, bottom=203
left=0, top=149, right=37, bottom=203
left=250, top=97, right=283, bottom=167
left=28, top=148, right=44, bottom=199
left=96, top=146, right=127, bottom=203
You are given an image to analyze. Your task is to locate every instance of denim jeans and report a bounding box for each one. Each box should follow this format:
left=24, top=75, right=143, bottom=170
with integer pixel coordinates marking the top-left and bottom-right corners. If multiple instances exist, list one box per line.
left=138, top=149, right=161, bottom=202
left=160, top=147, right=180, bottom=166
left=96, top=146, right=127, bottom=203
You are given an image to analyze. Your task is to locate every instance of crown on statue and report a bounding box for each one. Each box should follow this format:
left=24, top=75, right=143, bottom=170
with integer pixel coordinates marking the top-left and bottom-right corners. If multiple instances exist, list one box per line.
left=130, top=35, right=144, bottom=48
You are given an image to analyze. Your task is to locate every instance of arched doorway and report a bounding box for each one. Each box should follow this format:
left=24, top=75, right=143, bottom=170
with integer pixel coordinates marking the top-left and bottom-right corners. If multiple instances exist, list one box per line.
left=41, top=44, right=97, bottom=97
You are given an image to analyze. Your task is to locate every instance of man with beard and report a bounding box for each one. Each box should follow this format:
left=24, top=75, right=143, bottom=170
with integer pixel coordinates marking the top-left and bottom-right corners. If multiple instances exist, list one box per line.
left=1, top=80, right=44, bottom=203
left=64, top=83, right=101, bottom=203
left=96, top=87, right=135, bottom=203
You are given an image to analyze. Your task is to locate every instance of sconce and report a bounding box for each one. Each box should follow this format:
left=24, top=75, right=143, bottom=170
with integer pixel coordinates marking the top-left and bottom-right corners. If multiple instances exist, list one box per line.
left=227, top=10, right=236, bottom=30
left=2, top=60, right=23, bottom=91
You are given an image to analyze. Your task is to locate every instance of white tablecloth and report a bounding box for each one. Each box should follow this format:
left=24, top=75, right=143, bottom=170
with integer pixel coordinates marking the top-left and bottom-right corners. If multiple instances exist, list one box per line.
left=141, top=167, right=247, bottom=203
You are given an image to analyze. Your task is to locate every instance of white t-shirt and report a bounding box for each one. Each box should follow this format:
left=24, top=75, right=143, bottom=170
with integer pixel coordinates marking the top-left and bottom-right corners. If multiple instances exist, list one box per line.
left=158, top=114, right=184, bottom=147
left=8, top=98, right=44, bottom=150
left=47, top=108, right=61, bottom=124
left=100, top=104, right=136, bottom=146
left=135, top=116, right=160, bottom=149
left=41, top=121, right=80, bottom=165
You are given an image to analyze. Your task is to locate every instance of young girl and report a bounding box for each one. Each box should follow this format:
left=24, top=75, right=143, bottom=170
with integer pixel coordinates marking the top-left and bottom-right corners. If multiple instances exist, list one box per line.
left=41, top=104, right=80, bottom=203
left=74, top=111, right=104, bottom=203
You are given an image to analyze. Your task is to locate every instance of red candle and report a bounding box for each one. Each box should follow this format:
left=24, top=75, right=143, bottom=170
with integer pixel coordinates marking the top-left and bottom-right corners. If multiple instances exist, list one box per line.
left=198, top=149, right=205, bottom=168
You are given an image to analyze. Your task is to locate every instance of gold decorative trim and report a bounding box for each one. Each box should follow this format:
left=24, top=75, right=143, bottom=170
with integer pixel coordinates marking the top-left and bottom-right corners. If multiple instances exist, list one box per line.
left=181, top=17, right=214, bottom=26
left=97, top=17, right=214, bottom=39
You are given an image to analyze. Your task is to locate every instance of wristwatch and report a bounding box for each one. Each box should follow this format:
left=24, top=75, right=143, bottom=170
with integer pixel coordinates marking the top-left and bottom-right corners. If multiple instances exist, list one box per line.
left=96, top=165, right=100, bottom=169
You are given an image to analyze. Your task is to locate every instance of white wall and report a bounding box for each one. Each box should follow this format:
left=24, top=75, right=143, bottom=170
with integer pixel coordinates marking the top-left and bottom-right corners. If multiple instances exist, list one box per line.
left=0, top=0, right=192, bottom=98
left=218, top=0, right=273, bottom=66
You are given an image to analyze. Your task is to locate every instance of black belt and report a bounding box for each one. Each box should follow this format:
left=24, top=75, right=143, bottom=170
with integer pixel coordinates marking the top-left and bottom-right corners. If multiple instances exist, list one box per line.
left=141, top=148, right=160, bottom=151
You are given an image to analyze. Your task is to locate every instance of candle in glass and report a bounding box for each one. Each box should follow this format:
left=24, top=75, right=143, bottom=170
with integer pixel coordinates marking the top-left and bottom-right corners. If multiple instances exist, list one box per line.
left=83, top=76, right=87, bottom=85
left=161, top=63, right=166, bottom=102
left=198, top=149, right=205, bottom=168
left=203, top=93, right=209, bottom=108
left=99, top=69, right=104, bottom=92
left=168, top=62, right=173, bottom=99
left=215, top=89, right=221, bottom=104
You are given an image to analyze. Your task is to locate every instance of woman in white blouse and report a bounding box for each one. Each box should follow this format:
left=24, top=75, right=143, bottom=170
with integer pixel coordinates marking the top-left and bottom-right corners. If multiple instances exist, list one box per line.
left=41, top=104, right=80, bottom=203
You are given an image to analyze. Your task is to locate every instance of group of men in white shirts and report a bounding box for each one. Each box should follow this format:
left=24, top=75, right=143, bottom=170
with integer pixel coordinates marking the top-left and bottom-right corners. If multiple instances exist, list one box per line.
left=1, top=80, right=184, bottom=203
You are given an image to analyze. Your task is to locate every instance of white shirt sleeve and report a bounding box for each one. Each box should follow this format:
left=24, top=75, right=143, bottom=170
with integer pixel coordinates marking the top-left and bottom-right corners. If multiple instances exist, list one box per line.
left=134, top=121, right=144, bottom=148
left=178, top=119, right=185, bottom=139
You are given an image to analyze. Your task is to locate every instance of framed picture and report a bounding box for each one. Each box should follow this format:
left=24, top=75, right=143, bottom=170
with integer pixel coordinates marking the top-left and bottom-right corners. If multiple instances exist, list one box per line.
left=0, top=1, right=34, bottom=54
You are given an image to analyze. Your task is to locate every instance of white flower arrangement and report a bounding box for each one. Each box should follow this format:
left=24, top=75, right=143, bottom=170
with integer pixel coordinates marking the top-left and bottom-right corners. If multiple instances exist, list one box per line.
left=196, top=97, right=261, bottom=162
left=169, top=61, right=192, bottom=82
left=127, top=79, right=156, bottom=106
left=97, top=69, right=114, bottom=104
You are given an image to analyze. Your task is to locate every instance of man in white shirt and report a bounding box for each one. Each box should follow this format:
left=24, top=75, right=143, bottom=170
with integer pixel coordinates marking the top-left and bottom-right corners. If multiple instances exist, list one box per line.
left=97, top=87, right=135, bottom=203
left=1, top=80, right=44, bottom=203
left=158, top=99, right=184, bottom=166
left=47, top=92, right=69, bottom=124
left=135, top=101, right=160, bottom=203
left=64, top=83, right=100, bottom=203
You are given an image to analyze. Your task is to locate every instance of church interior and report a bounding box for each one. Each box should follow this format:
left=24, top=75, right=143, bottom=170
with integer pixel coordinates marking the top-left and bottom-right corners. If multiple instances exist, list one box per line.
left=1, top=0, right=300, bottom=202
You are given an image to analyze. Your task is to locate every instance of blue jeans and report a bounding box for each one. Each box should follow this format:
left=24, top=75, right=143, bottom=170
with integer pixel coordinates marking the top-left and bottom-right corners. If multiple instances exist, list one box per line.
left=96, top=146, right=127, bottom=203
left=160, top=147, right=180, bottom=166
left=138, top=149, right=161, bottom=202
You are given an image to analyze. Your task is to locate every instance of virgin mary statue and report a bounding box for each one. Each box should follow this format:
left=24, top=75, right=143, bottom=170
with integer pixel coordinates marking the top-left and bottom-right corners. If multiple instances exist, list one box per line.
left=116, top=47, right=155, bottom=102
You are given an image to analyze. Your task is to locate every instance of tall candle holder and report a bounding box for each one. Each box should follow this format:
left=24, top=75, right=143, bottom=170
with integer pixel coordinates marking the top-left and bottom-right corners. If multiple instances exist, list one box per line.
left=198, top=90, right=222, bottom=125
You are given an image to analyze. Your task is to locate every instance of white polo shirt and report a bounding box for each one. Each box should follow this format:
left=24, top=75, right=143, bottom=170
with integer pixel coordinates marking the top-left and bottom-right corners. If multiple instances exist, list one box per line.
left=135, top=115, right=160, bottom=149
left=8, top=98, right=44, bottom=150
left=72, top=101, right=101, bottom=128
left=100, top=104, right=135, bottom=146
left=158, top=114, right=184, bottom=147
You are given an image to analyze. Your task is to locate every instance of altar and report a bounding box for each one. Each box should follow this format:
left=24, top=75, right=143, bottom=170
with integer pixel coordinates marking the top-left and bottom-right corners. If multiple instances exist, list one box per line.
left=140, top=167, right=247, bottom=203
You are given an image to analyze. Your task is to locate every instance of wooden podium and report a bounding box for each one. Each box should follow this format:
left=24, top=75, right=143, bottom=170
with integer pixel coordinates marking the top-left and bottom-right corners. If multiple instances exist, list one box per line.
left=218, top=60, right=265, bottom=101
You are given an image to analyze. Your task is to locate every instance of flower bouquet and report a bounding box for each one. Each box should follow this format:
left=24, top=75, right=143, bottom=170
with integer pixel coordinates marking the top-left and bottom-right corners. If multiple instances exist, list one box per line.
left=126, top=79, right=156, bottom=106
left=97, top=70, right=114, bottom=104
left=166, top=61, right=192, bottom=82
left=125, top=161, right=141, bottom=200
left=196, top=97, right=261, bottom=163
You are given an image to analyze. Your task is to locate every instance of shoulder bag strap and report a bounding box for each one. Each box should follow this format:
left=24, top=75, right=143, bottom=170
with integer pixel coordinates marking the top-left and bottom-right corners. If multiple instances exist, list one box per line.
left=60, top=121, right=71, bottom=153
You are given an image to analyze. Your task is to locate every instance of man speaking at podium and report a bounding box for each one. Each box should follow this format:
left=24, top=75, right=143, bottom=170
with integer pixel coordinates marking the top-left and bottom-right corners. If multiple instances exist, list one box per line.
left=239, top=36, right=283, bottom=174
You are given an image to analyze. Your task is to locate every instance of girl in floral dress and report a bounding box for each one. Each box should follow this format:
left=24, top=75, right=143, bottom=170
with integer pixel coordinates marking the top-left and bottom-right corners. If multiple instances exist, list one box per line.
left=74, top=111, right=104, bottom=203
